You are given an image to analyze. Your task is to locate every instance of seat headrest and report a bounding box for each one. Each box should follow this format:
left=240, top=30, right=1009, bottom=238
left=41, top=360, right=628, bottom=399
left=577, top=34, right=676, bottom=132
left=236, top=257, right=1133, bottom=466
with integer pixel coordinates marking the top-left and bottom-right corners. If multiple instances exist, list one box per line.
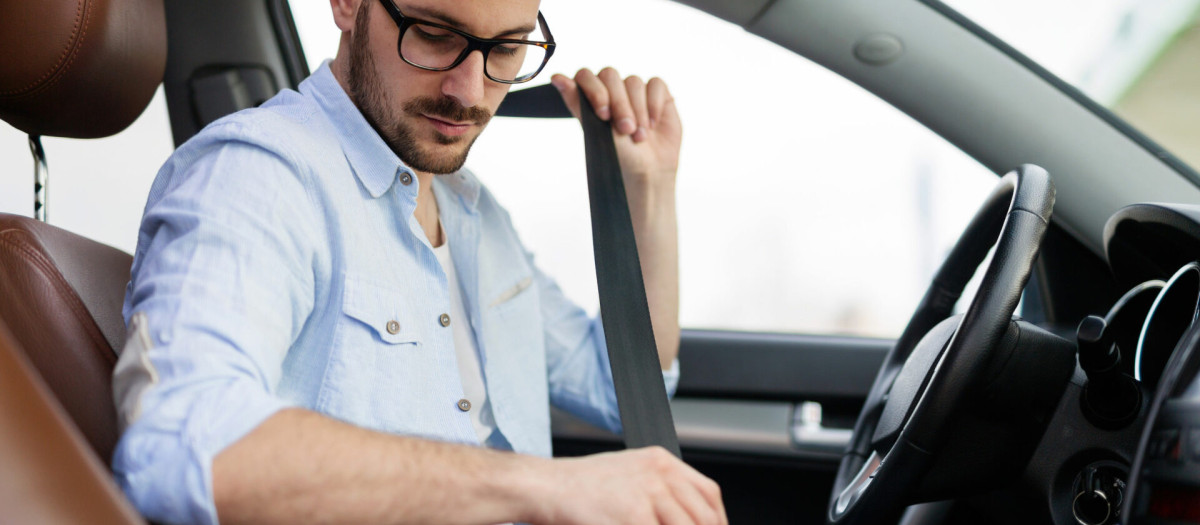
left=0, top=0, right=166, bottom=138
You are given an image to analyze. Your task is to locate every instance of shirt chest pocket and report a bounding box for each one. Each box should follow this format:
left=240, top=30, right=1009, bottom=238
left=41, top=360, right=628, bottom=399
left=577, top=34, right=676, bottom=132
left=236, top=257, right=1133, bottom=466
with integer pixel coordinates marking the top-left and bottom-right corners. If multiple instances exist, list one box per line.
left=482, top=273, right=543, bottom=360
left=320, top=276, right=450, bottom=435
left=487, top=275, right=535, bottom=316
left=342, top=277, right=424, bottom=346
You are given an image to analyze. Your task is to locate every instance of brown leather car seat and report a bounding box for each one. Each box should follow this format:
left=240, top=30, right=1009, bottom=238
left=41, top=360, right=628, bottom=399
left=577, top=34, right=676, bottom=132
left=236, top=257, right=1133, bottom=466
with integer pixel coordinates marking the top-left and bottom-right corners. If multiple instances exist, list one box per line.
left=0, top=319, right=144, bottom=524
left=0, top=0, right=166, bottom=523
left=0, top=216, right=135, bottom=461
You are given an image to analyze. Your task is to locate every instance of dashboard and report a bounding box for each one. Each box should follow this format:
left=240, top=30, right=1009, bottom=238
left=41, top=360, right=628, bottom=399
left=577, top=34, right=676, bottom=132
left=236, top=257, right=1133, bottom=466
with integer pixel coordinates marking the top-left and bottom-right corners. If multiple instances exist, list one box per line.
left=1099, top=203, right=1200, bottom=524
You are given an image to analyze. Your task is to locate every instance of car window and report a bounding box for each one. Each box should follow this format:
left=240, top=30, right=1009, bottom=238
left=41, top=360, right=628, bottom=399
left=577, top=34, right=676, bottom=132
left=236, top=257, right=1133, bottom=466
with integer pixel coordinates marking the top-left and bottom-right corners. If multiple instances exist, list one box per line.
left=0, top=88, right=173, bottom=254
left=940, top=0, right=1200, bottom=171
left=291, top=0, right=998, bottom=339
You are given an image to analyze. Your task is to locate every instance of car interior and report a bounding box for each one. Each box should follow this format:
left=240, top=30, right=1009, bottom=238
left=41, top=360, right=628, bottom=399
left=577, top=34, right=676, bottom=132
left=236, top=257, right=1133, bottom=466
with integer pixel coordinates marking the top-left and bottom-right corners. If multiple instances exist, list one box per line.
left=2, top=0, right=1200, bottom=524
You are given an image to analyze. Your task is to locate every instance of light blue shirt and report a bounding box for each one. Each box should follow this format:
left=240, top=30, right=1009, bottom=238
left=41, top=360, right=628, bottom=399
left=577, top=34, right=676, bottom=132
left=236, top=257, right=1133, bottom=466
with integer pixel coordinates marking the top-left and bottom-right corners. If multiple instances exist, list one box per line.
left=112, top=62, right=679, bottom=525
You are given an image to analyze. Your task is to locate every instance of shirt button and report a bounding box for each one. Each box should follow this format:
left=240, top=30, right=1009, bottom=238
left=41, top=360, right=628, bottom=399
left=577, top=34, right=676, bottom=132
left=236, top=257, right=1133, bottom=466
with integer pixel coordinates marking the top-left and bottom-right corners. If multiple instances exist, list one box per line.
left=386, top=320, right=401, bottom=334
left=440, top=313, right=451, bottom=327
left=400, top=172, right=413, bottom=185
left=457, top=399, right=472, bottom=412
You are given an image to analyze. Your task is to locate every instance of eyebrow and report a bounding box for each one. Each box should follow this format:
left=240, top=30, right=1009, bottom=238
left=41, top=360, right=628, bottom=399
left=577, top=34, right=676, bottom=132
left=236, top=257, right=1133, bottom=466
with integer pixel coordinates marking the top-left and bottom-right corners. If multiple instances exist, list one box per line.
left=403, top=5, right=537, bottom=38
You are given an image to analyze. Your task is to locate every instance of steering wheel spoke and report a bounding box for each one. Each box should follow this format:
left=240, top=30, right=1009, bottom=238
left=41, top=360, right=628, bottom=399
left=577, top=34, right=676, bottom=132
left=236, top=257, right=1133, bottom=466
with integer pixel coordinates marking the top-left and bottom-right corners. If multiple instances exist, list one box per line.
left=835, top=450, right=881, bottom=515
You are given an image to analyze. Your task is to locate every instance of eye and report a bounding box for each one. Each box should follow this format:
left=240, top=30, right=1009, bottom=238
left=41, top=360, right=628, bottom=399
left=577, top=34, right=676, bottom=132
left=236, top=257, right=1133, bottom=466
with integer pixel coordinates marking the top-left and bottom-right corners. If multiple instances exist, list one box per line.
left=413, top=24, right=454, bottom=42
left=492, top=44, right=521, bottom=57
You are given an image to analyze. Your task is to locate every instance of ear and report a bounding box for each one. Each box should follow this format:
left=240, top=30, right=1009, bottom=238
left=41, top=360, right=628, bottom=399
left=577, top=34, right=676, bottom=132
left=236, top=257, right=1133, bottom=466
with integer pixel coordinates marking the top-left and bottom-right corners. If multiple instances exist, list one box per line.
left=330, top=0, right=361, bottom=32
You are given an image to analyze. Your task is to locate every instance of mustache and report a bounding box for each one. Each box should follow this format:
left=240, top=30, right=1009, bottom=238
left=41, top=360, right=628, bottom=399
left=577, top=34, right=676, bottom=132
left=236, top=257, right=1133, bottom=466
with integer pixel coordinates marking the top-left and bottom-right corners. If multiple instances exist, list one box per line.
left=404, top=96, right=492, bottom=126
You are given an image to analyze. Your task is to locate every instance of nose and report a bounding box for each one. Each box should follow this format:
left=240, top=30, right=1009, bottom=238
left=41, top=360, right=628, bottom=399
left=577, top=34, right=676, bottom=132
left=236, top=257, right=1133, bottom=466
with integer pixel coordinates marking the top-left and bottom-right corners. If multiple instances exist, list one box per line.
left=441, top=50, right=486, bottom=108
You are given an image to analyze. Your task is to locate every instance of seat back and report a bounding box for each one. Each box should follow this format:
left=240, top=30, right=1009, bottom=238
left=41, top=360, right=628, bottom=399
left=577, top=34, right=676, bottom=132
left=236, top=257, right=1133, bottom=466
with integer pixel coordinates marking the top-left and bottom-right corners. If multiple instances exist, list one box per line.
left=0, top=317, right=143, bottom=524
left=0, top=213, right=134, bottom=462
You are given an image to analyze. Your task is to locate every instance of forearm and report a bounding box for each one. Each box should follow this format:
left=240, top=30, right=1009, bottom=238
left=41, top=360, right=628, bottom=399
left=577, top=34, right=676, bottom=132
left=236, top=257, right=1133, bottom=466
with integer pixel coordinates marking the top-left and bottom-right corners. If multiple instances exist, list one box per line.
left=213, top=408, right=551, bottom=525
left=626, top=178, right=681, bottom=369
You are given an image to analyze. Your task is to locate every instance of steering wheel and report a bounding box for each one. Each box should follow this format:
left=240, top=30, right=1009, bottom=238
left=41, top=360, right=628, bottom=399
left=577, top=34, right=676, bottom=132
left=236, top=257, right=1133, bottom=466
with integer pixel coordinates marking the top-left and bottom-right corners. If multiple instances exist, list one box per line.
left=826, top=164, right=1055, bottom=524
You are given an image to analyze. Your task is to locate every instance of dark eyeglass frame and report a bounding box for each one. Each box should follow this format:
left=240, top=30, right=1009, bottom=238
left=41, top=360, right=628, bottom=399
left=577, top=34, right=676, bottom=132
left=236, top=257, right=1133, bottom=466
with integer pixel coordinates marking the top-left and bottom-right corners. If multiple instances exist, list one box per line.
left=377, top=0, right=557, bottom=84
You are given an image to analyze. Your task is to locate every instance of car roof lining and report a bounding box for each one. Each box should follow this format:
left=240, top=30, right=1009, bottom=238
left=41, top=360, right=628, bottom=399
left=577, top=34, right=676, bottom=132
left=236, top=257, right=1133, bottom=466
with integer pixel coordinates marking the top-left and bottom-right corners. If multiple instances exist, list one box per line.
left=672, top=0, right=1200, bottom=256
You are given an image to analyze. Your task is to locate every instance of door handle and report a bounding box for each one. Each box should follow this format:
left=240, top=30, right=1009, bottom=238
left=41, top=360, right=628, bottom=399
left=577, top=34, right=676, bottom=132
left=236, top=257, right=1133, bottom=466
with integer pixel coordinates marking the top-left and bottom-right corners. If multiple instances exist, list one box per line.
left=791, top=401, right=852, bottom=456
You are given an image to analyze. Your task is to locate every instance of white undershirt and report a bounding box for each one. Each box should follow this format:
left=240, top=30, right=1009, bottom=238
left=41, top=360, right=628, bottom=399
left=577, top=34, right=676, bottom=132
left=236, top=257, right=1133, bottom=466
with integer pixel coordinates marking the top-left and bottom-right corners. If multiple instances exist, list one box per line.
left=432, top=239, right=498, bottom=446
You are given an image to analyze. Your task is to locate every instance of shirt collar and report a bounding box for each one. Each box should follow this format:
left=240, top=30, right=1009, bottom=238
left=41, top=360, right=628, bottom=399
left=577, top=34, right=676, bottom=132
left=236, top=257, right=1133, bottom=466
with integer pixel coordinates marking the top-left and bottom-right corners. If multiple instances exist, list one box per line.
left=302, top=60, right=415, bottom=199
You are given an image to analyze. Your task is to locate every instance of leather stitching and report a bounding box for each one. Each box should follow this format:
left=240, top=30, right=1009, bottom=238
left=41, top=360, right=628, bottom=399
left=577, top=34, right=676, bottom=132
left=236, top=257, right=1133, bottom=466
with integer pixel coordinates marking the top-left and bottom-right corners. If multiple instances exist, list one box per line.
left=0, top=0, right=90, bottom=97
left=0, top=231, right=117, bottom=365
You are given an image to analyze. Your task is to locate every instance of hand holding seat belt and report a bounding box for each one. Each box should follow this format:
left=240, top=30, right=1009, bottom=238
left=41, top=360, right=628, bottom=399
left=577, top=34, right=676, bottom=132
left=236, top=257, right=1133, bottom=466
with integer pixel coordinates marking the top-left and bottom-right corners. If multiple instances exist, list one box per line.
left=496, top=85, right=682, bottom=457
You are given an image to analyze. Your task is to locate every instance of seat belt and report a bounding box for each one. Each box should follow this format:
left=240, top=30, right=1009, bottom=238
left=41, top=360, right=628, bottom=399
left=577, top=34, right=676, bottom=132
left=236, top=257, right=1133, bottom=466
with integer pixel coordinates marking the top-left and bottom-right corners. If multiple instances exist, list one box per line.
left=496, top=84, right=682, bottom=457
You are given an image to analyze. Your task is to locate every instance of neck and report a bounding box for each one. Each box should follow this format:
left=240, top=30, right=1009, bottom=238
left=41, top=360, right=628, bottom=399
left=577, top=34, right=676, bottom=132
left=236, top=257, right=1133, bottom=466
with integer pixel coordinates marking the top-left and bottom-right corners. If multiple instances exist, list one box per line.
left=414, top=170, right=444, bottom=248
left=330, top=41, right=351, bottom=95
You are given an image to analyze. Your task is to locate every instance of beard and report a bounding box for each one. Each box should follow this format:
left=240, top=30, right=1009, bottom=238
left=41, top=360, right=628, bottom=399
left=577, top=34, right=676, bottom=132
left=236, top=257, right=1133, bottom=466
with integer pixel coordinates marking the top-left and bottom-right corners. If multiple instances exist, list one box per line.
left=345, top=2, right=492, bottom=174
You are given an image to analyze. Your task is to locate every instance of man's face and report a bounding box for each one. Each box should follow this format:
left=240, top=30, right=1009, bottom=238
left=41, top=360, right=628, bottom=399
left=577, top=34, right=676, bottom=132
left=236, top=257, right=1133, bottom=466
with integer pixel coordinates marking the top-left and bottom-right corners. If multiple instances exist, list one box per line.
left=346, top=0, right=542, bottom=175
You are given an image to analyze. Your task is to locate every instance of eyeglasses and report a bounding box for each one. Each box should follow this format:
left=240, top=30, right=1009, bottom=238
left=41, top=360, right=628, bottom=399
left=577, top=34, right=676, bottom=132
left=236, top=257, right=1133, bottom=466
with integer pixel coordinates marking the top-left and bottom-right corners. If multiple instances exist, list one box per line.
left=377, top=0, right=556, bottom=84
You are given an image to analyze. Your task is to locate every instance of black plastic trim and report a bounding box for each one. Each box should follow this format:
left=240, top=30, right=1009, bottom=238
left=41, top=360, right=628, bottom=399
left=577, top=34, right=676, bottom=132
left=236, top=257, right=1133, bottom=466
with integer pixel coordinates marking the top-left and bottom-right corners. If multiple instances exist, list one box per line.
left=163, top=0, right=297, bottom=145
left=1031, top=221, right=1120, bottom=330
left=268, top=0, right=311, bottom=88
left=1104, top=203, right=1200, bottom=286
left=677, top=329, right=888, bottom=405
left=918, top=0, right=1200, bottom=188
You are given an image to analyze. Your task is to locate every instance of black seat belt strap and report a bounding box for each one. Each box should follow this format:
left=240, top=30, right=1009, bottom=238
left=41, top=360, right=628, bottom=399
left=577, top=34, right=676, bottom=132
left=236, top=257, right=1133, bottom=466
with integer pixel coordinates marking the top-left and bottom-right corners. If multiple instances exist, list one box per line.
left=496, top=85, right=682, bottom=457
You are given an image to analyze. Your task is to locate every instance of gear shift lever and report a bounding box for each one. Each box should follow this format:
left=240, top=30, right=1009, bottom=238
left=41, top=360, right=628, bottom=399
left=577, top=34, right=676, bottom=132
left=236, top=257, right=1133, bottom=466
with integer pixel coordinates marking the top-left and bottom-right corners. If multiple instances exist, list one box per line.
left=1076, top=315, right=1142, bottom=429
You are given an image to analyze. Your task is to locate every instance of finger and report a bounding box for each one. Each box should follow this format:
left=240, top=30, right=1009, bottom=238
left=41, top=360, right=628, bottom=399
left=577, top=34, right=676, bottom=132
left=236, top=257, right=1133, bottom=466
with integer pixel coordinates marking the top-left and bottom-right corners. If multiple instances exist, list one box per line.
left=624, top=75, right=650, bottom=143
left=708, top=478, right=728, bottom=525
left=646, top=77, right=673, bottom=129
left=573, top=68, right=611, bottom=121
left=655, top=496, right=695, bottom=525
left=670, top=477, right=720, bottom=525
left=597, top=67, right=637, bottom=136
left=550, top=74, right=581, bottom=120
left=681, top=465, right=726, bottom=524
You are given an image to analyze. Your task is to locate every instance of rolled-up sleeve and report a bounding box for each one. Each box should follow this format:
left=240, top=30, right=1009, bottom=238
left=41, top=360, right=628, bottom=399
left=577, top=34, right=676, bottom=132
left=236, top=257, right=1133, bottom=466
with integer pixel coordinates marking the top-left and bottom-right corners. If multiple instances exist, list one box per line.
left=111, top=127, right=320, bottom=525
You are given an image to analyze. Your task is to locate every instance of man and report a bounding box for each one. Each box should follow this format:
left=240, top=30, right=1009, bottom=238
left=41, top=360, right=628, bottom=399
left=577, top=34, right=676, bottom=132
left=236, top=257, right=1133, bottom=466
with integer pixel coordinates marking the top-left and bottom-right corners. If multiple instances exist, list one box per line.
left=110, top=0, right=727, bottom=523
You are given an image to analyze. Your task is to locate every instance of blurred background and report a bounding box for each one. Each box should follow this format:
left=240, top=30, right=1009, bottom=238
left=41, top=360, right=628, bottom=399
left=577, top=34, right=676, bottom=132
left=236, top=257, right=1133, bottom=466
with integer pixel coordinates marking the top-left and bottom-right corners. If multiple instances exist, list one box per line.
left=2, top=0, right=1197, bottom=339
